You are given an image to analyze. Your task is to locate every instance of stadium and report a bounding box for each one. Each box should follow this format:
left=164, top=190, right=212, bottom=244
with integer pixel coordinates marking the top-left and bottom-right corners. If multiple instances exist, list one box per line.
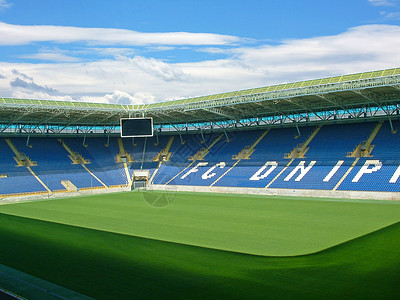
left=1, top=67, right=400, bottom=299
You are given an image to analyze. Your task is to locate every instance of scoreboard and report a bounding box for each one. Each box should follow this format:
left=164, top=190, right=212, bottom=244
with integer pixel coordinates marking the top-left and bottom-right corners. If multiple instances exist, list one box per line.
left=120, top=118, right=153, bottom=137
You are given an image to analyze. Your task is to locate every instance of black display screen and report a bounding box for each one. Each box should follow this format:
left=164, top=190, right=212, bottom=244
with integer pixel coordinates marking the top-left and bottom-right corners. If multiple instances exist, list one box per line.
left=120, top=118, right=153, bottom=137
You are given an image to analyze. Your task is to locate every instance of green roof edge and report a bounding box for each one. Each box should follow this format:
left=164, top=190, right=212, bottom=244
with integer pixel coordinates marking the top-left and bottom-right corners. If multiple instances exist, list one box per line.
left=1, top=67, right=399, bottom=110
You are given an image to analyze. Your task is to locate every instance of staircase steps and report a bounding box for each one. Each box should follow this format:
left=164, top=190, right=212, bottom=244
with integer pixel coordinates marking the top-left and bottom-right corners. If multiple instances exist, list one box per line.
left=284, top=126, right=321, bottom=159
left=5, top=139, right=51, bottom=192
left=153, top=136, right=175, bottom=161
left=58, top=139, right=90, bottom=164
left=115, top=138, right=133, bottom=186
left=211, top=131, right=269, bottom=186
left=189, top=134, right=224, bottom=161
left=265, top=159, right=295, bottom=189
left=332, top=158, right=360, bottom=191
left=346, top=122, right=383, bottom=158
left=116, top=138, right=134, bottom=163
left=27, top=166, right=51, bottom=193
left=165, top=134, right=224, bottom=184
left=81, top=164, right=108, bottom=188
left=5, top=139, right=37, bottom=167
left=61, top=180, right=78, bottom=192
left=232, top=130, right=269, bottom=160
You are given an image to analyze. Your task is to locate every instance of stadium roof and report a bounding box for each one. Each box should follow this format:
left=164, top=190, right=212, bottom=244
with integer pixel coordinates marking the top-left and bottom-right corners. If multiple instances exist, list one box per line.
left=1, top=67, right=400, bottom=135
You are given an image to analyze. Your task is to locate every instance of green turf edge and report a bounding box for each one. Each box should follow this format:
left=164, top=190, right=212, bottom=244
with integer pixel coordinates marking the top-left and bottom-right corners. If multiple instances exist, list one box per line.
left=1, top=213, right=400, bottom=299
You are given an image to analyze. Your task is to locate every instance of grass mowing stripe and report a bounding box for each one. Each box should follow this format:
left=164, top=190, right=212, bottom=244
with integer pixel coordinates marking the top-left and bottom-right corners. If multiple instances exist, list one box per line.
left=1, top=191, right=400, bottom=256
left=0, top=213, right=399, bottom=299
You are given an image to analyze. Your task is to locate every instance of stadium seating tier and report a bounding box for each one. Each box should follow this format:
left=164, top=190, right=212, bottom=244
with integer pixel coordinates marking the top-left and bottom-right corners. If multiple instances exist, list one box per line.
left=1, top=120, right=399, bottom=195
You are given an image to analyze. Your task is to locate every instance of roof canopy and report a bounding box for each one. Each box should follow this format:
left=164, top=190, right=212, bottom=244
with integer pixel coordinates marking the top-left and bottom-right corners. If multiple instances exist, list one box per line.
left=1, top=68, right=399, bottom=135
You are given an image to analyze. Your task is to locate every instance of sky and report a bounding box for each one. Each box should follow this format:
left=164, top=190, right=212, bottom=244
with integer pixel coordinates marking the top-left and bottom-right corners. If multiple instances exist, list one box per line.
left=0, top=0, right=399, bottom=105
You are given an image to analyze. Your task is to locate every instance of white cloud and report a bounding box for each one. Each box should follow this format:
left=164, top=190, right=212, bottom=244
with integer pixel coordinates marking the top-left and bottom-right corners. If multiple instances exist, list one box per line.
left=10, top=90, right=72, bottom=101
left=86, top=47, right=136, bottom=57
left=196, top=47, right=236, bottom=55
left=80, top=91, right=155, bottom=105
left=10, top=77, right=58, bottom=94
left=145, top=46, right=176, bottom=52
left=8, top=90, right=153, bottom=105
left=11, top=69, right=33, bottom=81
left=0, top=0, right=12, bottom=10
left=126, top=92, right=156, bottom=104
left=368, top=0, right=397, bottom=6
left=19, top=48, right=80, bottom=62
left=380, top=11, right=400, bottom=19
left=0, top=22, right=241, bottom=46
left=226, top=24, right=400, bottom=84
left=1, top=24, right=399, bottom=104
left=129, top=56, right=189, bottom=82
left=104, top=90, right=136, bottom=105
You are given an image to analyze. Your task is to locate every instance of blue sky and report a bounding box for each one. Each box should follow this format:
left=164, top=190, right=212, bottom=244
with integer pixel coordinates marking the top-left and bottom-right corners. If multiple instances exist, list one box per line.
left=0, top=0, right=399, bottom=104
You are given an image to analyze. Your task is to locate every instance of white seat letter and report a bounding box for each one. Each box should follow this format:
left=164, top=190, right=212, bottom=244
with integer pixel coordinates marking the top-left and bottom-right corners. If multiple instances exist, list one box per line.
left=202, top=162, right=226, bottom=179
left=284, top=161, right=316, bottom=181
left=352, top=160, right=382, bottom=182
left=180, top=162, right=208, bottom=179
left=250, top=161, right=278, bottom=181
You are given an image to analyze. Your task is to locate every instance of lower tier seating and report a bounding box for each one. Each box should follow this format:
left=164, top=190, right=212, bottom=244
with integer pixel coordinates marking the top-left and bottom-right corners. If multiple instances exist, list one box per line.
left=0, top=119, right=399, bottom=195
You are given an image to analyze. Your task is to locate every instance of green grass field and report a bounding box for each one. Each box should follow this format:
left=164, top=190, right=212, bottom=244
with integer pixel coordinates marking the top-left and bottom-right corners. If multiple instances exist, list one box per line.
left=1, top=191, right=400, bottom=299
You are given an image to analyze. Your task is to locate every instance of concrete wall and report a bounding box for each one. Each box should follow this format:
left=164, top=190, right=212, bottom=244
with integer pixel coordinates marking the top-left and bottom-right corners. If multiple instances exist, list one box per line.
left=0, top=186, right=131, bottom=205
left=2, top=184, right=398, bottom=205
left=148, top=184, right=400, bottom=201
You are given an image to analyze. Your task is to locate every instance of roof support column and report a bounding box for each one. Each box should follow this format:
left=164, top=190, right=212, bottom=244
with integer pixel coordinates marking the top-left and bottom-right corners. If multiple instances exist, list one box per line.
left=295, top=123, right=301, bottom=137
left=140, top=137, right=147, bottom=170
left=388, top=117, right=395, bottom=133
left=26, top=134, right=31, bottom=147
left=223, top=130, right=229, bottom=141
left=179, top=132, right=184, bottom=144
left=155, top=130, right=159, bottom=145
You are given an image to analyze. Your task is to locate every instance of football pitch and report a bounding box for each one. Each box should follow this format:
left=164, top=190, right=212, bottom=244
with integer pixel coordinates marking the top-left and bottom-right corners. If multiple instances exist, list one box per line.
left=0, top=191, right=400, bottom=299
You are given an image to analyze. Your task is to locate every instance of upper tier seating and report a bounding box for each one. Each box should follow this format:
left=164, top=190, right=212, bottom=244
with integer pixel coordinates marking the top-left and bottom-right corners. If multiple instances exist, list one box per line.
left=152, top=121, right=400, bottom=192
left=1, top=120, right=399, bottom=195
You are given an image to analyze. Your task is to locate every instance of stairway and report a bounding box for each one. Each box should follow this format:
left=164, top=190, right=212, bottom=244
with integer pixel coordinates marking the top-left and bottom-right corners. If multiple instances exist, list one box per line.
left=58, top=139, right=90, bottom=164
left=115, top=138, right=133, bottom=186
left=284, top=126, right=321, bottom=159
left=153, top=136, right=175, bottom=162
left=61, top=180, right=78, bottom=192
left=189, top=134, right=224, bottom=161
left=211, top=131, right=269, bottom=186
left=332, top=158, right=360, bottom=191
left=232, top=130, right=269, bottom=160
left=116, top=138, right=134, bottom=163
left=164, top=134, right=224, bottom=185
left=58, top=139, right=107, bottom=189
left=347, top=122, right=383, bottom=158
left=5, top=139, right=37, bottom=167
left=5, top=138, right=51, bottom=193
